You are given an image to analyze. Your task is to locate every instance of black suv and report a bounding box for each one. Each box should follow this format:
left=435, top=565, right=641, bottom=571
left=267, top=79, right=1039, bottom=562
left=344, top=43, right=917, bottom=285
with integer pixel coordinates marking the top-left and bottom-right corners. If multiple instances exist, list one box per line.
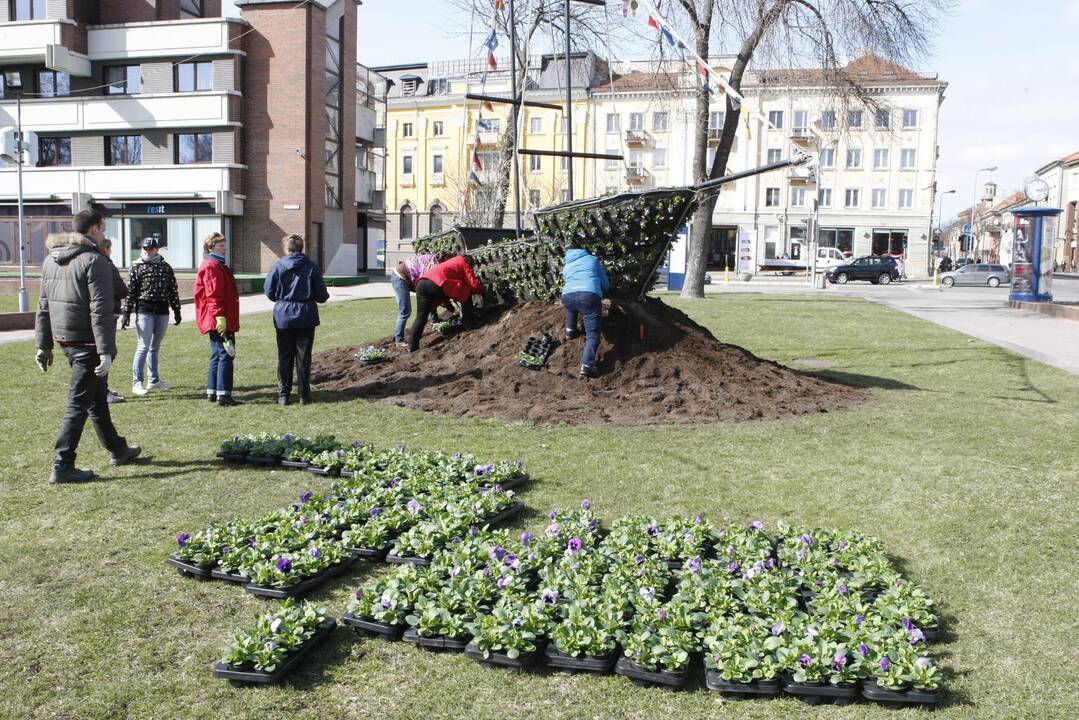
left=826, top=256, right=901, bottom=285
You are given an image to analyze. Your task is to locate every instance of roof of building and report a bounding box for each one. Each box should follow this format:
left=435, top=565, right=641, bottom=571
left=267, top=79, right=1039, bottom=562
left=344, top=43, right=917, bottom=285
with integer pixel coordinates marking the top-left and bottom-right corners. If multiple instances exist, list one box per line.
left=989, top=191, right=1027, bottom=214
left=591, top=71, right=684, bottom=93
left=750, top=52, right=941, bottom=87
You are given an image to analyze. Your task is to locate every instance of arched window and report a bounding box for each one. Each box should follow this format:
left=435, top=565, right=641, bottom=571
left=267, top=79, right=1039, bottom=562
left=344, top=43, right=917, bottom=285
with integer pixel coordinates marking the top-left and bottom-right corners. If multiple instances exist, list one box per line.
left=400, top=204, right=414, bottom=240
left=429, top=203, right=444, bottom=234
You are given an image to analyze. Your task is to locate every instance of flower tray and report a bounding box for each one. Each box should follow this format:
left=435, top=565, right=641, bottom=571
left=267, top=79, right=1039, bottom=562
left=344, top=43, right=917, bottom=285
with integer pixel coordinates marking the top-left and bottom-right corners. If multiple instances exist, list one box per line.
left=518, top=334, right=555, bottom=371
left=280, top=459, right=310, bottom=470
left=384, top=553, right=432, bottom=567
left=210, top=568, right=250, bottom=584
left=351, top=545, right=391, bottom=562
left=434, top=320, right=465, bottom=337
left=402, top=628, right=469, bottom=653
left=464, top=642, right=545, bottom=672
left=243, top=556, right=360, bottom=599
left=340, top=612, right=405, bottom=640
left=483, top=501, right=526, bottom=527
left=306, top=466, right=339, bottom=477
left=543, top=645, right=617, bottom=674
left=861, top=680, right=941, bottom=709
left=479, top=474, right=529, bottom=493
left=216, top=452, right=247, bottom=463
left=704, top=670, right=782, bottom=699
left=358, top=356, right=391, bottom=366
left=922, top=625, right=942, bottom=643
left=166, top=555, right=214, bottom=580
left=614, top=656, right=688, bottom=690
left=782, top=679, right=858, bottom=705
left=246, top=455, right=280, bottom=467
left=212, top=619, right=337, bottom=685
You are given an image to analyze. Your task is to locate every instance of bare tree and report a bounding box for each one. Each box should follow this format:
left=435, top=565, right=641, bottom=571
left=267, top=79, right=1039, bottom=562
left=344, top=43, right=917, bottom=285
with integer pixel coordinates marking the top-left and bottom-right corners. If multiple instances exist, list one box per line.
left=653, top=0, right=954, bottom=298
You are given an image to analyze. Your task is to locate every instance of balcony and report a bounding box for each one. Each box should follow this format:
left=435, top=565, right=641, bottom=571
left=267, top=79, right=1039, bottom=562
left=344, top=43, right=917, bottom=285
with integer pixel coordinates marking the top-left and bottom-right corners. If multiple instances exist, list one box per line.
left=788, top=166, right=815, bottom=184
left=625, top=129, right=651, bottom=147
left=476, top=131, right=502, bottom=146
left=0, top=20, right=90, bottom=75
left=625, top=166, right=650, bottom=186
left=0, top=93, right=239, bottom=133
left=356, top=105, right=377, bottom=143
left=0, top=163, right=241, bottom=203
left=88, top=18, right=243, bottom=62
left=356, top=168, right=378, bottom=206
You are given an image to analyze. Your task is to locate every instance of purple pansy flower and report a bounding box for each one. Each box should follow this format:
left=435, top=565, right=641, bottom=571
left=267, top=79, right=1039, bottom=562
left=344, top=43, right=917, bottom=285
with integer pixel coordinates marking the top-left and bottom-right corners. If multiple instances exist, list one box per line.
left=451, top=535, right=461, bottom=543
left=450, top=566, right=461, bottom=578
left=588, top=519, right=599, bottom=530
left=396, top=443, right=406, bottom=451
left=511, top=617, right=523, bottom=628
left=915, top=657, right=932, bottom=669
left=370, top=507, right=381, bottom=517
left=694, top=514, right=703, bottom=524
left=687, top=556, right=702, bottom=574
left=309, top=547, right=321, bottom=559
left=520, top=531, right=534, bottom=546
left=581, top=499, right=591, bottom=510
left=354, top=589, right=363, bottom=600
left=727, top=562, right=741, bottom=575
left=282, top=434, right=296, bottom=442
left=389, top=478, right=400, bottom=488
left=801, top=533, right=813, bottom=546
left=547, top=509, right=557, bottom=520
left=489, top=546, right=506, bottom=562
left=771, top=621, right=785, bottom=636
left=469, top=524, right=479, bottom=536
left=515, top=459, right=524, bottom=469
left=909, top=628, right=926, bottom=645
left=541, top=588, right=558, bottom=604
left=335, top=450, right=344, bottom=459
left=545, top=523, right=560, bottom=538
left=351, top=439, right=364, bottom=448
left=799, top=654, right=812, bottom=669
left=858, top=642, right=870, bottom=657
left=639, top=587, right=655, bottom=602
left=880, top=656, right=891, bottom=672
left=567, top=537, right=583, bottom=553
left=176, top=532, right=191, bottom=548
left=634, top=554, right=646, bottom=566
left=832, top=651, right=847, bottom=671
left=482, top=567, right=492, bottom=577
left=750, top=520, right=764, bottom=531
left=838, top=541, right=847, bottom=550
left=855, top=614, right=866, bottom=625
left=406, top=499, right=422, bottom=514
left=902, top=617, right=915, bottom=631
left=838, top=585, right=848, bottom=596
left=381, top=594, right=392, bottom=609
left=657, top=608, right=668, bottom=621
left=646, top=524, right=659, bottom=537
left=496, top=576, right=510, bottom=589
left=248, top=540, right=257, bottom=549
left=270, top=618, right=283, bottom=633
left=276, top=557, right=292, bottom=573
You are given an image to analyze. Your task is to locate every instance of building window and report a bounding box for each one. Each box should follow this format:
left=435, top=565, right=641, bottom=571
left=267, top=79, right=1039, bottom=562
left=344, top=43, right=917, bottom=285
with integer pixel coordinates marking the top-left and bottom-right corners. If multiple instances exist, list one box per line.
left=431, top=153, right=444, bottom=174
left=605, top=150, right=619, bottom=169
left=653, top=112, right=668, bottom=131
left=765, top=187, right=780, bottom=207
left=426, top=78, right=449, bottom=96
left=902, top=109, right=919, bottom=128
left=652, top=148, right=666, bottom=168
left=606, top=113, right=620, bottom=133
left=629, top=113, right=644, bottom=131
left=844, top=188, right=860, bottom=208
left=402, top=155, right=413, bottom=175
left=767, top=110, right=783, bottom=129
left=873, top=148, right=890, bottom=170
left=477, top=117, right=500, bottom=133
left=106, top=66, right=143, bottom=95
left=431, top=121, right=444, bottom=136
left=400, top=205, right=414, bottom=240
left=529, top=154, right=541, bottom=172
left=176, top=62, right=212, bottom=92
left=180, top=0, right=204, bottom=18
left=37, top=137, right=71, bottom=167
left=402, top=122, right=413, bottom=138
left=628, top=150, right=643, bottom=168
left=767, top=148, right=782, bottom=164
left=106, top=135, right=142, bottom=166
left=793, top=110, right=808, bottom=130
left=820, top=110, right=836, bottom=129
left=791, top=187, right=806, bottom=207
left=529, top=117, right=541, bottom=134
left=872, top=188, right=887, bottom=209
left=820, top=227, right=854, bottom=254
left=529, top=190, right=541, bottom=209
left=819, top=147, right=835, bottom=168
left=901, top=148, right=917, bottom=168
left=848, top=110, right=863, bottom=129
left=846, top=148, right=862, bottom=169
left=709, top=111, right=724, bottom=130
left=176, top=133, right=212, bottom=164
left=12, top=0, right=46, bottom=20
left=875, top=109, right=890, bottom=129
left=37, top=71, right=71, bottom=98
left=429, top=203, right=444, bottom=233
left=899, top=188, right=914, bottom=209
left=818, top=188, right=833, bottom=208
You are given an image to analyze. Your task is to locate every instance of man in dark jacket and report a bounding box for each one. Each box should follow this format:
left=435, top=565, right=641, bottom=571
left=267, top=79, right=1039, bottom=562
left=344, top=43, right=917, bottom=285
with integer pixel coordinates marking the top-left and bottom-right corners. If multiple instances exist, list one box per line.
left=35, top=209, right=142, bottom=484
left=264, top=233, right=330, bottom=405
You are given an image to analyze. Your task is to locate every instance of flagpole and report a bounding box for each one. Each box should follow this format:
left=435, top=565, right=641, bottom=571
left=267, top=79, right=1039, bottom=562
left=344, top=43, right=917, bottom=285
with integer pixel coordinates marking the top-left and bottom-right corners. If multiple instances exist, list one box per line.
left=564, top=0, right=574, bottom=202
left=508, top=0, right=522, bottom=237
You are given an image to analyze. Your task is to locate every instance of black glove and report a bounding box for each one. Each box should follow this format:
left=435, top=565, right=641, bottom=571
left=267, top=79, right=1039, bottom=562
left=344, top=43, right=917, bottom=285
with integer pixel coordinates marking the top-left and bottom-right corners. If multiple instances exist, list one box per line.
left=173, top=310, right=182, bottom=326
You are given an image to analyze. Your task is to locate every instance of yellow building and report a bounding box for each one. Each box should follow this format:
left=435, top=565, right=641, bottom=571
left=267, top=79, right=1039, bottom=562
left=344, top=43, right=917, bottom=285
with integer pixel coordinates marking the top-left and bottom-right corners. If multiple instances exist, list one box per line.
left=373, top=54, right=602, bottom=267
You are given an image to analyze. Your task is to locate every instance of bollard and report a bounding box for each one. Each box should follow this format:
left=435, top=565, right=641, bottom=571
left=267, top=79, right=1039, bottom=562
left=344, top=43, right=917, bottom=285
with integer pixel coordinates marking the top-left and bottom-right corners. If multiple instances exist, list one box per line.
left=724, top=263, right=730, bottom=284
left=933, top=268, right=939, bottom=287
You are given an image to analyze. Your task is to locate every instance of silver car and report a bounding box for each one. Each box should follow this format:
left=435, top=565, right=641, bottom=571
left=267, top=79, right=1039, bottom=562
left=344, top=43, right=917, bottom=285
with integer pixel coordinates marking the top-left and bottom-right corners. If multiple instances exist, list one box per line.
left=939, top=263, right=1011, bottom=288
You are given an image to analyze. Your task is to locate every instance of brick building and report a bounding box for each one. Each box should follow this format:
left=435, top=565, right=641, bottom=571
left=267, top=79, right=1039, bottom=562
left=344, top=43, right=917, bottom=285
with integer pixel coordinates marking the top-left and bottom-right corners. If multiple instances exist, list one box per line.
left=0, top=0, right=365, bottom=274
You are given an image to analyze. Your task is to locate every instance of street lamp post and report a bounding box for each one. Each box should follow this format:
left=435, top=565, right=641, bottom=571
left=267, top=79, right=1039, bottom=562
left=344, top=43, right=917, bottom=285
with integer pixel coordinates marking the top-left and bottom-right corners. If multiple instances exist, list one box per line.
left=935, top=188, right=956, bottom=266
left=4, top=72, right=29, bottom=313
left=969, top=165, right=998, bottom=262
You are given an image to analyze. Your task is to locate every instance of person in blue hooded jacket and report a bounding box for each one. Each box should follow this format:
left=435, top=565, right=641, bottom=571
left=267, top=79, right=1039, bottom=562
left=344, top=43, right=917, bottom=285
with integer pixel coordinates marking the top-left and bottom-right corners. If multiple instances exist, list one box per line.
left=561, top=247, right=610, bottom=378
left=265, top=234, right=330, bottom=405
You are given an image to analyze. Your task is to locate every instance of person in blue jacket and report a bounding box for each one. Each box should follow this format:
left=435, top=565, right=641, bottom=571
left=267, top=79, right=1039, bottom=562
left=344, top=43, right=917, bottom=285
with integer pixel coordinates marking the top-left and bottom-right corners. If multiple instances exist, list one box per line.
left=561, top=247, right=609, bottom=378
left=265, top=234, right=330, bottom=405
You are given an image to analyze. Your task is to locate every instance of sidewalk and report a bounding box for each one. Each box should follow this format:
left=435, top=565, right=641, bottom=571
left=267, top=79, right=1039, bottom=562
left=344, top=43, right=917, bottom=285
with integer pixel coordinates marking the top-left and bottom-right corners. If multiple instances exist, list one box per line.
left=0, top=277, right=397, bottom=346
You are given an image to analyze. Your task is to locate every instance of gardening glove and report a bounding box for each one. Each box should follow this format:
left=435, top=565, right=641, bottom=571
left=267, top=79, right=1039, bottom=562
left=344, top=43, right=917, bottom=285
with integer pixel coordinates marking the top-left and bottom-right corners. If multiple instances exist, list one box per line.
left=214, top=315, right=227, bottom=334
left=120, top=314, right=130, bottom=330
left=173, top=309, right=182, bottom=326
left=94, top=353, right=112, bottom=378
left=35, top=349, right=52, bottom=373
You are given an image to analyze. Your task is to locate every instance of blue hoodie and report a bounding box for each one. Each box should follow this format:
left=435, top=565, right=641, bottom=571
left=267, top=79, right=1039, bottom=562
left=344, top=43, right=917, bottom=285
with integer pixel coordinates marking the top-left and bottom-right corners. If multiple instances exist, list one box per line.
left=265, top=253, right=330, bottom=329
left=561, top=248, right=610, bottom=298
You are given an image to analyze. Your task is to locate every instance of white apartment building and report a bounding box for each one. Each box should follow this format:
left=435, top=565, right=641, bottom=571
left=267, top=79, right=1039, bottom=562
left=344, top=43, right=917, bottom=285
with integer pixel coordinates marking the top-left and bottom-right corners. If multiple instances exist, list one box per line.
left=1035, top=151, right=1079, bottom=270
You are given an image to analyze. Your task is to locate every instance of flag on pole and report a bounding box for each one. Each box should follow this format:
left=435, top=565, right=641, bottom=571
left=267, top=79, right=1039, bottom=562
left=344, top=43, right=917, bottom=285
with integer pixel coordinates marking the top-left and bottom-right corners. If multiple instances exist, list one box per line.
left=630, top=0, right=639, bottom=15
left=483, top=99, right=494, bottom=112
left=469, top=169, right=483, bottom=187
left=703, top=82, right=715, bottom=96
left=661, top=27, right=675, bottom=47
left=473, top=136, right=484, bottom=170
left=740, top=105, right=752, bottom=140
left=484, top=30, right=499, bottom=70
left=495, top=0, right=505, bottom=10
left=647, top=14, right=659, bottom=30
left=696, top=59, right=708, bottom=77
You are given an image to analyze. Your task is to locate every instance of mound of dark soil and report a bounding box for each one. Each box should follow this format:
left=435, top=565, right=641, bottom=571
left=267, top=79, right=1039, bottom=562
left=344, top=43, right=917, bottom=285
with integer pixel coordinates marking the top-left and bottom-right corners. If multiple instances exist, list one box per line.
left=311, top=299, right=869, bottom=426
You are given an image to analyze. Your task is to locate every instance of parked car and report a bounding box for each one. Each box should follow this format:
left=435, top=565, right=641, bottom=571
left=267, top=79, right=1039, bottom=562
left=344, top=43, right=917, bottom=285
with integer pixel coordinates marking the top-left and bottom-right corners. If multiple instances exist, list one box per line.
left=938, top=263, right=1011, bottom=288
left=954, top=257, right=974, bottom=270
left=826, top=256, right=901, bottom=285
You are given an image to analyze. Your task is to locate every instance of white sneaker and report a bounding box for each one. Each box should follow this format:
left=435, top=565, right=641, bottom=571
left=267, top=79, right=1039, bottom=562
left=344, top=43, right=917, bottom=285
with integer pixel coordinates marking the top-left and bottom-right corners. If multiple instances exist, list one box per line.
left=148, top=380, right=172, bottom=391
left=131, top=382, right=150, bottom=396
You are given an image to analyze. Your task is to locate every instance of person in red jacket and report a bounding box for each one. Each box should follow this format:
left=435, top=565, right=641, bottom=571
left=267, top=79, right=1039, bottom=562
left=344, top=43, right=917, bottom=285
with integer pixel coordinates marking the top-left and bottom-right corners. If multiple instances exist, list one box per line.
left=408, top=255, right=485, bottom=352
left=193, top=232, right=242, bottom=406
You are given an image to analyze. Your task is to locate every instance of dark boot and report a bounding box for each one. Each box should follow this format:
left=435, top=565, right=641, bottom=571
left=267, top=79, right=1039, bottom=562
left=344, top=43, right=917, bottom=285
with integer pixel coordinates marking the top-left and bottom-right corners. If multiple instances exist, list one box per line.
left=110, top=445, right=143, bottom=466
left=50, top=465, right=95, bottom=484
left=278, top=394, right=291, bottom=406
left=218, top=396, right=243, bottom=407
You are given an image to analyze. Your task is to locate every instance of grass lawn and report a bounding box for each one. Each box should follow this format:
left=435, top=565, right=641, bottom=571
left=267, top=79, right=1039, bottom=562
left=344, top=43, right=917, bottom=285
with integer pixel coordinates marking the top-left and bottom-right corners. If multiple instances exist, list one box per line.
left=0, top=294, right=1076, bottom=720
left=0, top=293, right=37, bottom=313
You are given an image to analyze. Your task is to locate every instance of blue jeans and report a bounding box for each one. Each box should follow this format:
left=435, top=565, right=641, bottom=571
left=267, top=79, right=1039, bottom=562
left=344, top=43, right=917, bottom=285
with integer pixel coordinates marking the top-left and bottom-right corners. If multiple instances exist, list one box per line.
left=132, top=313, right=169, bottom=384
left=562, top=291, right=602, bottom=368
left=390, top=273, right=411, bottom=342
left=207, top=331, right=234, bottom=398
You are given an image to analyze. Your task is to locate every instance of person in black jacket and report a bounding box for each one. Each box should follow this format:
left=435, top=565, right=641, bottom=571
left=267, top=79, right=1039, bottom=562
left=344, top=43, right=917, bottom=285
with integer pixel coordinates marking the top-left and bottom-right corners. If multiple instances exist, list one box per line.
left=264, top=234, right=330, bottom=405
left=123, top=237, right=182, bottom=396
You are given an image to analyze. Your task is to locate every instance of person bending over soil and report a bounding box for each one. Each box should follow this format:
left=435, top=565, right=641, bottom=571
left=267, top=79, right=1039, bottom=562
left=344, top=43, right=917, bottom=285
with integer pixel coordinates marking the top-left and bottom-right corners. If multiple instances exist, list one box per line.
left=408, top=255, right=485, bottom=352
left=561, top=247, right=609, bottom=378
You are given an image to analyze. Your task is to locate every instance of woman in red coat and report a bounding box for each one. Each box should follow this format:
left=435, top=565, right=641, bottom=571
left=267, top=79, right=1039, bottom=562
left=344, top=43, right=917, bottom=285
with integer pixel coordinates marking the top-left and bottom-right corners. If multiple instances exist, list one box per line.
left=408, top=255, right=485, bottom=352
left=193, top=232, right=241, bottom=406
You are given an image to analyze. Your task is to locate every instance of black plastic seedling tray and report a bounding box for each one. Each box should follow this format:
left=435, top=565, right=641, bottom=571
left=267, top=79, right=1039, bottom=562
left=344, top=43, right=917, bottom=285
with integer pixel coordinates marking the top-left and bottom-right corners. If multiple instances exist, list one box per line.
left=281, top=459, right=310, bottom=470
left=464, top=642, right=544, bottom=672
left=783, top=679, right=859, bottom=705
left=543, top=645, right=618, bottom=674
left=483, top=502, right=526, bottom=526
left=384, top=554, right=432, bottom=567
left=306, top=466, right=339, bottom=477
left=518, top=334, right=555, bottom=370
left=243, top=556, right=360, bottom=599
left=340, top=612, right=406, bottom=640
left=479, top=474, right=529, bottom=493
left=216, top=452, right=247, bottom=463
left=614, top=656, right=688, bottom=690
left=210, top=568, right=250, bottom=584
left=862, top=680, right=942, bottom=709
left=402, top=628, right=469, bottom=652
left=246, top=455, right=280, bottom=467
left=351, top=545, right=391, bottom=562
left=166, top=555, right=213, bottom=580
left=212, top=619, right=337, bottom=684
left=704, top=670, right=782, bottom=699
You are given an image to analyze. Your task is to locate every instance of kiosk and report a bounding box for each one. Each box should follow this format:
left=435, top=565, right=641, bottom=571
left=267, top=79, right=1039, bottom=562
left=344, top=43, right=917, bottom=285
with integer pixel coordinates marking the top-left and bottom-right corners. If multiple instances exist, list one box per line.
left=1009, top=206, right=1062, bottom=303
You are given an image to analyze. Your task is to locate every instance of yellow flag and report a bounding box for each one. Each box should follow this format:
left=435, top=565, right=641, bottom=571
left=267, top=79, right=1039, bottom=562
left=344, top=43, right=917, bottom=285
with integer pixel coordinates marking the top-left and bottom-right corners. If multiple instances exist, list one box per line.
left=740, top=105, right=752, bottom=140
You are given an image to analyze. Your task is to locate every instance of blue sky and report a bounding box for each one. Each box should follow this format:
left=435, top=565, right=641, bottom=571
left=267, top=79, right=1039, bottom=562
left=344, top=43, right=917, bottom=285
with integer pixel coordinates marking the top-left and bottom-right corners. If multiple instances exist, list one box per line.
left=226, top=0, right=1079, bottom=218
